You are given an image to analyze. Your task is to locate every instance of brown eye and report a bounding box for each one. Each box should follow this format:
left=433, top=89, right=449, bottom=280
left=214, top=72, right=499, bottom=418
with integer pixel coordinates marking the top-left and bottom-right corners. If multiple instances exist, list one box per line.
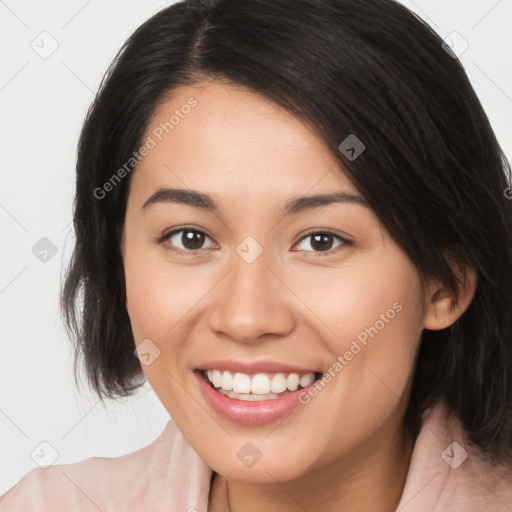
left=161, top=229, right=217, bottom=254
left=293, top=231, right=350, bottom=254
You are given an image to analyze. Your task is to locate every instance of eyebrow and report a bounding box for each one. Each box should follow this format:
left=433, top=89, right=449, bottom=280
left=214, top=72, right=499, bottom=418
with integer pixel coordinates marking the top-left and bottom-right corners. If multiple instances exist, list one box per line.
left=142, top=187, right=369, bottom=215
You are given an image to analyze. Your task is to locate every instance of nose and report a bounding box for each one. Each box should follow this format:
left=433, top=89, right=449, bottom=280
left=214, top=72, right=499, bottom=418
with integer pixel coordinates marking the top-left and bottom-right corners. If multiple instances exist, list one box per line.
left=208, top=248, right=296, bottom=344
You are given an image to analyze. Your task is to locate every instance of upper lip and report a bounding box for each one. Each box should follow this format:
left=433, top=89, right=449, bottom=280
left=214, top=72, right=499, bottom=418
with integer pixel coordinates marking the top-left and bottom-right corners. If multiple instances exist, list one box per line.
left=196, top=359, right=322, bottom=375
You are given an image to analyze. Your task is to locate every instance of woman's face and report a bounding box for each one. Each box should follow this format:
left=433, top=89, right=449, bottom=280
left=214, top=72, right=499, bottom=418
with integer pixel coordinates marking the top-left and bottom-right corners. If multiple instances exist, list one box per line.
left=122, top=81, right=429, bottom=482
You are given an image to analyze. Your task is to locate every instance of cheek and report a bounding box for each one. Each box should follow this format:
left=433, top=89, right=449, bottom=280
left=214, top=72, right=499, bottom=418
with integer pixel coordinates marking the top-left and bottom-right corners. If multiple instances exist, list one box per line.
left=123, top=236, right=194, bottom=340
left=293, top=257, right=424, bottom=410
left=289, top=258, right=419, bottom=350
left=123, top=239, right=218, bottom=384
left=296, top=286, right=423, bottom=469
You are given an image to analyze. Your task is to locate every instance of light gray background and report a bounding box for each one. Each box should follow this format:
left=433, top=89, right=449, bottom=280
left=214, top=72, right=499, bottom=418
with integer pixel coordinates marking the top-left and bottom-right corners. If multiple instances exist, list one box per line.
left=1, top=0, right=511, bottom=495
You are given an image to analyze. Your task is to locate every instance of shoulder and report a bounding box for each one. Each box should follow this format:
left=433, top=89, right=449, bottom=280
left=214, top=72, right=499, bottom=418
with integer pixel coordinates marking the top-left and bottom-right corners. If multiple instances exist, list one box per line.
left=397, top=400, right=512, bottom=512
left=0, top=419, right=212, bottom=512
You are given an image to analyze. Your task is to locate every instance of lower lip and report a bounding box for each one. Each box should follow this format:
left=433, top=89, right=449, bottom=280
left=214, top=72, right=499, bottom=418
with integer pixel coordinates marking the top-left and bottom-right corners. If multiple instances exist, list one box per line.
left=194, top=370, right=317, bottom=426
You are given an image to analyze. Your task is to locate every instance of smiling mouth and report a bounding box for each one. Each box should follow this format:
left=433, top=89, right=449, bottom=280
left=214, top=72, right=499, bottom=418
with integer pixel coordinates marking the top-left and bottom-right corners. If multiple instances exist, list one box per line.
left=197, top=369, right=324, bottom=401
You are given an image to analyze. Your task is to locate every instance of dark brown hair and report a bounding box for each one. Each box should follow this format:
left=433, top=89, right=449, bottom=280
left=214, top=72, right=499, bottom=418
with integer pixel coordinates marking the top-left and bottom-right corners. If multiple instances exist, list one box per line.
left=62, top=0, right=512, bottom=465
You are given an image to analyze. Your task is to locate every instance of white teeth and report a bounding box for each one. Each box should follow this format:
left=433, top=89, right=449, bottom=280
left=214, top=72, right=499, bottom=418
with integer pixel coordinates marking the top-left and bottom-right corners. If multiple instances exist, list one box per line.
left=251, top=373, right=271, bottom=394
left=221, top=372, right=233, bottom=391
left=270, top=373, right=287, bottom=393
left=232, top=373, right=251, bottom=394
left=204, top=370, right=318, bottom=394
left=286, top=373, right=300, bottom=391
left=299, top=373, right=315, bottom=387
left=212, top=370, right=222, bottom=388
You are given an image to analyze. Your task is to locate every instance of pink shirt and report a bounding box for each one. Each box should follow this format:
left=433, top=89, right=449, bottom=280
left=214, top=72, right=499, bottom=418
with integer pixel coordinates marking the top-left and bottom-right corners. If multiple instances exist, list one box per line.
left=1, top=400, right=511, bottom=511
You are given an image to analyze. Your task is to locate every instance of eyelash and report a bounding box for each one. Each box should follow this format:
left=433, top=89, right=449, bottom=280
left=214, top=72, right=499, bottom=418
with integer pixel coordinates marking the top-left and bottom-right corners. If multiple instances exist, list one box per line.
left=155, top=227, right=352, bottom=257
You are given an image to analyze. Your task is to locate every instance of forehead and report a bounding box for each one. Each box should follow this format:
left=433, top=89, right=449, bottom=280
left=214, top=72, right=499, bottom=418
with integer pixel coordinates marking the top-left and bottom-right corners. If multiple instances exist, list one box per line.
left=130, top=81, right=359, bottom=205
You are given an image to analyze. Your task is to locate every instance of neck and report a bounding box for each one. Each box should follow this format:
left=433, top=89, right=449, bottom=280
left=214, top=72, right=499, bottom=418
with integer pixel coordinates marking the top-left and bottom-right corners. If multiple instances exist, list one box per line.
left=209, top=409, right=415, bottom=512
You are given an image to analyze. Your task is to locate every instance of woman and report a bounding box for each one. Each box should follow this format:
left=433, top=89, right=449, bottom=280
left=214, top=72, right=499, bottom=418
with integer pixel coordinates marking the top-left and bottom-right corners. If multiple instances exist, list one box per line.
left=2, top=0, right=512, bottom=510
